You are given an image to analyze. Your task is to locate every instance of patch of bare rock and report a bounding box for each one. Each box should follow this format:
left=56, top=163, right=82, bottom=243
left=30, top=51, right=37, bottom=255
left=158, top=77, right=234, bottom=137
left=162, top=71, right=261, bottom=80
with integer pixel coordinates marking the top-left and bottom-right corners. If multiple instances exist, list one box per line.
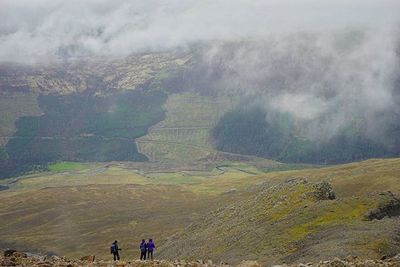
left=2, top=250, right=400, bottom=267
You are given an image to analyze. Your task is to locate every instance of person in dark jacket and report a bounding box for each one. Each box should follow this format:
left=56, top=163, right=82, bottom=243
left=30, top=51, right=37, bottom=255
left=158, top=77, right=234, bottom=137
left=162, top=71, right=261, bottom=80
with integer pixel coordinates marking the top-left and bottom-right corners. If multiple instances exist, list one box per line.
left=110, top=240, right=121, bottom=261
left=139, top=239, right=147, bottom=260
left=147, top=238, right=155, bottom=260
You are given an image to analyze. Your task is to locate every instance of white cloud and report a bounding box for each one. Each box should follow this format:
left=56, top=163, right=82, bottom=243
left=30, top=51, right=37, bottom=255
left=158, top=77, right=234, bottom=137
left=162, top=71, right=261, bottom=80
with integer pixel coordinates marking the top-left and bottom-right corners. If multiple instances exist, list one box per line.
left=1, top=0, right=399, bottom=146
left=0, top=0, right=399, bottom=63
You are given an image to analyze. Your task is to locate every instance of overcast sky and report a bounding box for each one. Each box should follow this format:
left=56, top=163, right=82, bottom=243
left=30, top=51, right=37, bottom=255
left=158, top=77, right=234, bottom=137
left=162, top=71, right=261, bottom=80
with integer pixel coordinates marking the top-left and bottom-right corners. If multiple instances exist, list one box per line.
left=0, top=0, right=399, bottom=63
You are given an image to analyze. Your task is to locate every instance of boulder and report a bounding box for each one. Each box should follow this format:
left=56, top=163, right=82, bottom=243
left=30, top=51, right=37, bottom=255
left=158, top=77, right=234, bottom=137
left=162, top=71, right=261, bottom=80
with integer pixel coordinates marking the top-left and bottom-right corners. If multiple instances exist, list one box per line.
left=3, top=249, right=16, bottom=257
left=365, top=192, right=400, bottom=220
left=328, top=258, right=346, bottom=267
left=236, top=261, right=261, bottom=267
left=36, top=261, right=53, bottom=267
left=115, top=261, right=127, bottom=267
left=12, top=251, right=27, bottom=258
left=1, top=258, right=16, bottom=266
left=80, top=255, right=95, bottom=262
left=313, top=181, right=336, bottom=200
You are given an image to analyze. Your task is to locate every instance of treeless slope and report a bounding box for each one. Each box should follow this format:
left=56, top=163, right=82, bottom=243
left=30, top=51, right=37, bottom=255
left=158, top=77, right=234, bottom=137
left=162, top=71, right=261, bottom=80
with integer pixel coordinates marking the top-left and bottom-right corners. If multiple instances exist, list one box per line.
left=0, top=159, right=399, bottom=264
left=159, top=159, right=400, bottom=265
left=0, top=183, right=226, bottom=259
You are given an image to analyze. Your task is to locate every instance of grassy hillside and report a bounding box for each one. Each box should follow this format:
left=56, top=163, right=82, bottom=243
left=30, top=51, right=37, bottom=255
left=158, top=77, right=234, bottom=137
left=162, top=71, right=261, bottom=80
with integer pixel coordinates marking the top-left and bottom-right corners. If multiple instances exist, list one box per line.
left=0, top=161, right=263, bottom=258
left=137, top=93, right=238, bottom=162
left=158, top=158, right=400, bottom=265
left=0, top=89, right=168, bottom=179
left=0, top=52, right=196, bottom=179
left=0, top=53, right=190, bottom=94
left=0, top=159, right=399, bottom=265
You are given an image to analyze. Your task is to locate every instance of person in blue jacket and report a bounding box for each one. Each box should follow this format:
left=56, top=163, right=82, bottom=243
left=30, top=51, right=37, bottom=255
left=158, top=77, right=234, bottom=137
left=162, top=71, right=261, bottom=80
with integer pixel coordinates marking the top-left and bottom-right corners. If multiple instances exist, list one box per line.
left=110, top=240, right=121, bottom=261
left=147, top=238, right=155, bottom=260
left=139, top=239, right=147, bottom=260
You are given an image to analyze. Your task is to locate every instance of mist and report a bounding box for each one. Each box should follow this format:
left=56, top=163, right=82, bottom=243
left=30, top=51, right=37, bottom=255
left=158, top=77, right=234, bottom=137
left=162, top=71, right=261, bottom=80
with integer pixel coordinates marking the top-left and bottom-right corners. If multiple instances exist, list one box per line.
left=199, top=29, right=400, bottom=145
left=0, top=0, right=399, bottom=63
left=1, top=0, right=400, bottom=148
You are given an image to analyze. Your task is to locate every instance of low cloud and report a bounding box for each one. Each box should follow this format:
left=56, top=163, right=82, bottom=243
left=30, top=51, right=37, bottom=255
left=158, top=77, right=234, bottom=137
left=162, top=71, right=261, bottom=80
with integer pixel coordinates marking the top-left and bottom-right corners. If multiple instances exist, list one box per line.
left=0, top=0, right=399, bottom=63
left=1, top=0, right=399, bottom=148
left=199, top=29, right=400, bottom=145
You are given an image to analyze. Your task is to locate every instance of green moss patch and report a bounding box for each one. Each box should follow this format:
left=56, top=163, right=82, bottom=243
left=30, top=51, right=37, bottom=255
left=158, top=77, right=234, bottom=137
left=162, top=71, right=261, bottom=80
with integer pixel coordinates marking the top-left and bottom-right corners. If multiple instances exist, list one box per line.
left=47, top=162, right=86, bottom=172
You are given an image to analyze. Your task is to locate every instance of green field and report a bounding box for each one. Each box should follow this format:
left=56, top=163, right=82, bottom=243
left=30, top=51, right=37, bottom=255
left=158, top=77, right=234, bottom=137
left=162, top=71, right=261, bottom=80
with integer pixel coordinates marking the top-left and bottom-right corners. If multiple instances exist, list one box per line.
left=137, top=93, right=238, bottom=162
left=47, top=162, right=87, bottom=172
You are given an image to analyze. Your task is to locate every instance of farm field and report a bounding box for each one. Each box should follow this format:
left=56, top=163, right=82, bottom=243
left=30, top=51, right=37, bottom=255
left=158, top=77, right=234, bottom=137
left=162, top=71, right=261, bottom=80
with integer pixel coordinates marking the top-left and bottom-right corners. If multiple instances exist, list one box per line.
left=136, top=93, right=238, bottom=162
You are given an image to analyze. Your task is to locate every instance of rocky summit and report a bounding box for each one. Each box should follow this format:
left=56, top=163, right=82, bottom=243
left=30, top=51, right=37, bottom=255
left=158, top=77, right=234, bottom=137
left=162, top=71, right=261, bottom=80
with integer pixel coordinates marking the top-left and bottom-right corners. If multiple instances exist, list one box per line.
left=2, top=250, right=400, bottom=267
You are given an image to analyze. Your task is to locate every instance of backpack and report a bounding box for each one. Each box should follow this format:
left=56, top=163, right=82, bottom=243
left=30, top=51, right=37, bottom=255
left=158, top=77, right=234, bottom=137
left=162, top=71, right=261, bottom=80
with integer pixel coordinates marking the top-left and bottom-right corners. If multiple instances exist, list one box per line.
left=140, top=243, right=147, bottom=252
left=147, top=242, right=154, bottom=251
left=110, top=244, right=116, bottom=254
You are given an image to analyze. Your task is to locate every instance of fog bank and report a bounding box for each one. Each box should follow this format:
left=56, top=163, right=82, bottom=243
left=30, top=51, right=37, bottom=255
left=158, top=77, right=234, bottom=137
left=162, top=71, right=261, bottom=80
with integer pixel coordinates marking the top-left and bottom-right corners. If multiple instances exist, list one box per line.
left=0, top=0, right=399, bottom=63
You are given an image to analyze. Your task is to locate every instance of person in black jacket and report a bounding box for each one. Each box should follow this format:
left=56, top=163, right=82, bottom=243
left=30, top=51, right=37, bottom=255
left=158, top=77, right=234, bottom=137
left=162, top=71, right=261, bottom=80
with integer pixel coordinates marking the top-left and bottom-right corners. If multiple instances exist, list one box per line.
left=110, top=240, right=121, bottom=261
left=139, top=239, right=147, bottom=260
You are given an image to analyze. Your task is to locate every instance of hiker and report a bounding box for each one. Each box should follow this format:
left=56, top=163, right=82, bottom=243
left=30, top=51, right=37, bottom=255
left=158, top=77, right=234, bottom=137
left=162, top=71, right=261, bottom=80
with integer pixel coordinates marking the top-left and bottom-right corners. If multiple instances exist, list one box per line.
left=110, top=240, right=121, bottom=261
left=140, top=239, right=147, bottom=260
left=147, top=238, right=155, bottom=260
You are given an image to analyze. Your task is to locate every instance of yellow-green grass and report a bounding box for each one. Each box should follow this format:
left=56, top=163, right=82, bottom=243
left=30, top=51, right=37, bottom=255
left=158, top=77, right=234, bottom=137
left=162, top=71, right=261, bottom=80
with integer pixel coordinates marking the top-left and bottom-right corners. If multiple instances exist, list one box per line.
left=143, top=128, right=211, bottom=147
left=1, top=158, right=400, bottom=264
left=11, top=167, right=148, bottom=191
left=145, top=172, right=205, bottom=185
left=159, top=162, right=400, bottom=265
left=251, top=158, right=400, bottom=197
left=136, top=93, right=239, bottom=162
left=136, top=141, right=213, bottom=162
left=47, top=162, right=87, bottom=172
left=284, top=199, right=374, bottom=243
left=1, top=162, right=261, bottom=193
left=157, top=93, right=238, bottom=128
left=0, top=184, right=224, bottom=259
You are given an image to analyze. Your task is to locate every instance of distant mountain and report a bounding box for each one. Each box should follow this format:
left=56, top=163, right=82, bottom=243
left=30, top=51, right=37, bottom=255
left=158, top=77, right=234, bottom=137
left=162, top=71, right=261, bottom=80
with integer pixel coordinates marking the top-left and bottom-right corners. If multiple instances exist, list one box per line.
left=0, top=44, right=399, bottom=178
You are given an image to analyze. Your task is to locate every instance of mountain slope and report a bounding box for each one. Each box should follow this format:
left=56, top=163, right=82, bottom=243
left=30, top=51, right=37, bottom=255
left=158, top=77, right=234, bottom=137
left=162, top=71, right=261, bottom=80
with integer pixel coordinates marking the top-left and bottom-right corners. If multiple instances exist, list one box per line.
left=159, top=159, right=400, bottom=265
left=1, top=159, right=399, bottom=265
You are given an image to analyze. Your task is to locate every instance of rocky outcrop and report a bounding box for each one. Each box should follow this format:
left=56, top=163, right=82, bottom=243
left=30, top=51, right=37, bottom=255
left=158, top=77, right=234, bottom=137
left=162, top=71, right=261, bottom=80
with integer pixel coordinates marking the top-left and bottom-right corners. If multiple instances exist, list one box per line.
left=273, top=255, right=400, bottom=266
left=0, top=252, right=237, bottom=267
left=80, top=255, right=95, bottom=262
left=3, top=250, right=17, bottom=257
left=312, top=181, right=336, bottom=200
left=365, top=192, right=400, bottom=220
left=1, top=251, right=400, bottom=267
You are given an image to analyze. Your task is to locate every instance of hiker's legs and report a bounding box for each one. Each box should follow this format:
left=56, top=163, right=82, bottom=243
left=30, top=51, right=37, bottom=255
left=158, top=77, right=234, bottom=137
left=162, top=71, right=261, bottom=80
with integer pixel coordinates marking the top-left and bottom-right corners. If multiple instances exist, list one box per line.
left=140, top=251, right=146, bottom=260
left=113, top=253, right=117, bottom=261
left=116, top=252, right=120, bottom=261
left=148, top=250, right=153, bottom=260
